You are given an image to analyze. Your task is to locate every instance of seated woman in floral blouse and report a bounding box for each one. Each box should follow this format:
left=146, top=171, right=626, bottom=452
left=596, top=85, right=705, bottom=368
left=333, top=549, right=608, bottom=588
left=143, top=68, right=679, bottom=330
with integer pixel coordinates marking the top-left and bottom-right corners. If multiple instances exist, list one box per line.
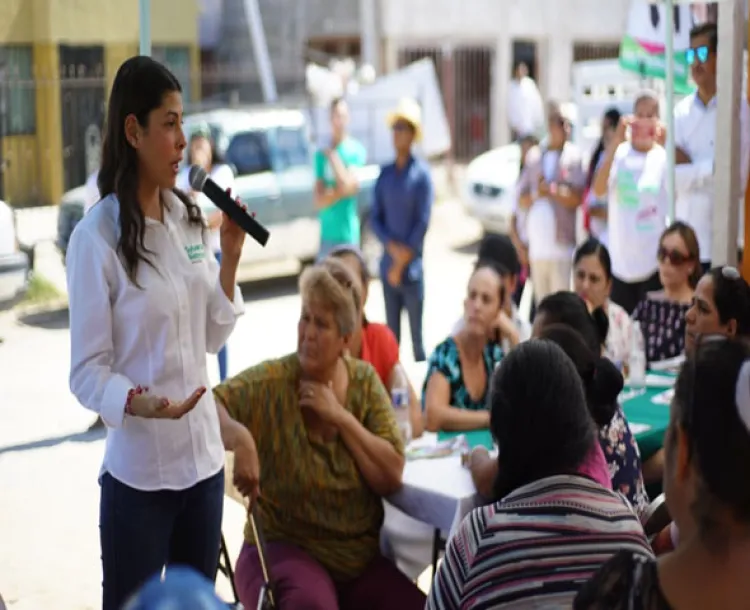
left=632, top=221, right=699, bottom=366
left=423, top=259, right=505, bottom=432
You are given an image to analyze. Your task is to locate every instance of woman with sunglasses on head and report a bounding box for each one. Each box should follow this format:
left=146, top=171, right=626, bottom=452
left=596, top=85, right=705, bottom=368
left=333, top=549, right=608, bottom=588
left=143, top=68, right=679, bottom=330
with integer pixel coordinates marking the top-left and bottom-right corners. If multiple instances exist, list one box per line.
left=632, top=222, right=700, bottom=366
left=575, top=338, right=750, bottom=610
left=573, top=238, right=633, bottom=367
left=65, top=57, right=248, bottom=610
left=591, top=90, right=668, bottom=315
left=685, top=266, right=750, bottom=355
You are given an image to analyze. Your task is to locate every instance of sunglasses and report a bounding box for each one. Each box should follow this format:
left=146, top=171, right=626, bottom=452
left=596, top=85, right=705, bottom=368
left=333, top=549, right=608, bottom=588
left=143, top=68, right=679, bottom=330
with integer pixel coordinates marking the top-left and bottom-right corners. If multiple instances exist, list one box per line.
left=658, top=247, right=693, bottom=266
left=686, top=45, right=710, bottom=65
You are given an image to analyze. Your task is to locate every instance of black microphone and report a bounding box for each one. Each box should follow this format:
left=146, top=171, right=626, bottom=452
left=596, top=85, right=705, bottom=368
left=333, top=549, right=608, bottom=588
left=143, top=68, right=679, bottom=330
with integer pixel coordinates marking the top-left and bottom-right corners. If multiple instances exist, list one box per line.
left=188, top=165, right=270, bottom=247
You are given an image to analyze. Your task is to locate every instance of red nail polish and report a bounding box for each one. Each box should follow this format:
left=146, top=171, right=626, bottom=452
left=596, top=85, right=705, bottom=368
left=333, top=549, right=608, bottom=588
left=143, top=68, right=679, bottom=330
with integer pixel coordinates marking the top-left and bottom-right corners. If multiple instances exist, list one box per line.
left=162, top=398, right=169, bottom=407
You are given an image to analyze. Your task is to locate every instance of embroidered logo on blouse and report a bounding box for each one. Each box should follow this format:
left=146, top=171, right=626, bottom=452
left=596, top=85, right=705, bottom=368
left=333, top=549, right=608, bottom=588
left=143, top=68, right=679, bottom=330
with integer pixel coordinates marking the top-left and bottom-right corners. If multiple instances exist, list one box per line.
left=185, top=243, right=206, bottom=263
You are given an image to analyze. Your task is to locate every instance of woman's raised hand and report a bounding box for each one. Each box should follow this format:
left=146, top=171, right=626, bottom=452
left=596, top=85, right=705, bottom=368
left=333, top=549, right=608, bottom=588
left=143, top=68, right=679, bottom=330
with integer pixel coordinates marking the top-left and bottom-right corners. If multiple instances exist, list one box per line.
left=128, top=386, right=206, bottom=419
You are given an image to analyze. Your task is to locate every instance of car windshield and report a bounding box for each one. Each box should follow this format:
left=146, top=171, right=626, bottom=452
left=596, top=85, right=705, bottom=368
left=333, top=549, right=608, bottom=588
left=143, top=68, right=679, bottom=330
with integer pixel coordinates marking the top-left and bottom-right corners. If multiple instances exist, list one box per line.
left=273, top=126, right=310, bottom=171
left=225, top=130, right=272, bottom=176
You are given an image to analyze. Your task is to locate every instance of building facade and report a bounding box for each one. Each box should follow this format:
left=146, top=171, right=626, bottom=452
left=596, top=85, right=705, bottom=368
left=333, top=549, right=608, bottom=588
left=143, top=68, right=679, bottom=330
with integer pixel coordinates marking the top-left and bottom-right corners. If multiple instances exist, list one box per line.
left=0, top=0, right=201, bottom=206
left=379, top=0, right=632, bottom=154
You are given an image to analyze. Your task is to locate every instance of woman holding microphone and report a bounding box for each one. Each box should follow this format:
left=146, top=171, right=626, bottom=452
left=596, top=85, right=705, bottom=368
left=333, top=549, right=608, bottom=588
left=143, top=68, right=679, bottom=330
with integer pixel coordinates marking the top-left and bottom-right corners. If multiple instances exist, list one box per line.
left=66, top=56, right=259, bottom=610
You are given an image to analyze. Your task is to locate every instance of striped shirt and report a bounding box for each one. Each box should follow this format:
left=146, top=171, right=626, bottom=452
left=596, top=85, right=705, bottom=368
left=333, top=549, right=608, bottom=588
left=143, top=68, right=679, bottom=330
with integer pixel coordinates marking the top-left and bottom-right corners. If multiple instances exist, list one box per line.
left=427, top=475, right=653, bottom=609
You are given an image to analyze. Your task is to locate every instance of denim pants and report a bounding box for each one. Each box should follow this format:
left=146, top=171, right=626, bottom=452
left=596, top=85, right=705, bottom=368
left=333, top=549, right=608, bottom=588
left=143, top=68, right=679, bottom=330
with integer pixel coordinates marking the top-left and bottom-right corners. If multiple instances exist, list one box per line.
left=382, top=278, right=426, bottom=362
left=99, top=468, right=225, bottom=610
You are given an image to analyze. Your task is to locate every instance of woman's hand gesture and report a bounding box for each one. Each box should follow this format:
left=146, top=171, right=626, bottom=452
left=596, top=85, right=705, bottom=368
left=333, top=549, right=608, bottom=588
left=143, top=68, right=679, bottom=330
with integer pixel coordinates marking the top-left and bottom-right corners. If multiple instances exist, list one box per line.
left=128, top=387, right=206, bottom=419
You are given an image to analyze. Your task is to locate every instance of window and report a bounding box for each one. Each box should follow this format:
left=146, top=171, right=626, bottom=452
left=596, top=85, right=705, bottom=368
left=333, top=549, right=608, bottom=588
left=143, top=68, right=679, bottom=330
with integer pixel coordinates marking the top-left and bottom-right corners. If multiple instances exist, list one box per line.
left=225, top=131, right=272, bottom=176
left=0, top=46, right=35, bottom=135
left=273, top=127, right=310, bottom=171
left=152, top=46, right=192, bottom=103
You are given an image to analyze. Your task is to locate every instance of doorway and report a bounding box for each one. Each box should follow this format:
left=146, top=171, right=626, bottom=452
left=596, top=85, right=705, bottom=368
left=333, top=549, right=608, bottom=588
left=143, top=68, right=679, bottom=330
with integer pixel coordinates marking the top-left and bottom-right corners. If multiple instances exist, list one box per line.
left=59, top=46, right=106, bottom=192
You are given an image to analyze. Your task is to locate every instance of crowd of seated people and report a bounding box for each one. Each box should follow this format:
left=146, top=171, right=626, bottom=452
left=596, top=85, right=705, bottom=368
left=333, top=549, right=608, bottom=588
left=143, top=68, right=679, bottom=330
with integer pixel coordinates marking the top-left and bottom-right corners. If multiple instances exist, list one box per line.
left=428, top=340, right=653, bottom=608
left=211, top=212, right=750, bottom=609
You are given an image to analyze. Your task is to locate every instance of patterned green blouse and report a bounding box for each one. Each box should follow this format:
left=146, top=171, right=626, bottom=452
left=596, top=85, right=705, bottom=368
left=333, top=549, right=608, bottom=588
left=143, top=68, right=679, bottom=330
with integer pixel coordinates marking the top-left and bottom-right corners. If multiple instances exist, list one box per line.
left=213, top=353, right=404, bottom=582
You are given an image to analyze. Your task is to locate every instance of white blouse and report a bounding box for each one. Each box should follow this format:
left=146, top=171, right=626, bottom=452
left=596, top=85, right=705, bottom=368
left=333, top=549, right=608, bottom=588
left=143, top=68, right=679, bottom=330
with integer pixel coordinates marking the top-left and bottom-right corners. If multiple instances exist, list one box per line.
left=66, top=191, right=244, bottom=491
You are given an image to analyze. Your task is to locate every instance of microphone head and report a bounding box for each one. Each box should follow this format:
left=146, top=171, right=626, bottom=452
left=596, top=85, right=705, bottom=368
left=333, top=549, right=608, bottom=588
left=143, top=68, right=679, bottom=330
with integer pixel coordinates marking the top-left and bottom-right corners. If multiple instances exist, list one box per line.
left=188, top=165, right=208, bottom=191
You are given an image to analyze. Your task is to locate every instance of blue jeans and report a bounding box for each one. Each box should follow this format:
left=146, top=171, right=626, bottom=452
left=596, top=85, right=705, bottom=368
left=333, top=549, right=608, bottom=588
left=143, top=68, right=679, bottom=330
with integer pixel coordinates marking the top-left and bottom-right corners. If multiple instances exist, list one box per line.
left=214, top=251, right=228, bottom=381
left=383, top=278, right=426, bottom=362
left=99, top=469, right=225, bottom=610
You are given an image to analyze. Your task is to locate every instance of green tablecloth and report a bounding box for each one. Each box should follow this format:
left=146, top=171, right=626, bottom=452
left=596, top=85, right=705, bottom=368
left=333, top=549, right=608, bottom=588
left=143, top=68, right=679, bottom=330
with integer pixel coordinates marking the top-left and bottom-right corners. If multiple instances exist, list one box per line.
left=437, top=379, right=673, bottom=460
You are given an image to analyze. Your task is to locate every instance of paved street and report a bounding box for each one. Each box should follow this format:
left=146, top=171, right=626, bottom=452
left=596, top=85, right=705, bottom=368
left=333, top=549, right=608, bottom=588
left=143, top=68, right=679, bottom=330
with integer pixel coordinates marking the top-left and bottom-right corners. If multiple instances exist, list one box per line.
left=0, top=201, right=482, bottom=608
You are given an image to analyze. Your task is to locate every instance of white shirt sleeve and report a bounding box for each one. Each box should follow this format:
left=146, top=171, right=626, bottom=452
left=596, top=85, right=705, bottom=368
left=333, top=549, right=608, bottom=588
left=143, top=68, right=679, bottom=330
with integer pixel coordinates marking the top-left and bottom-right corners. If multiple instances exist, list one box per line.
left=204, top=239, right=245, bottom=354
left=66, top=226, right=134, bottom=428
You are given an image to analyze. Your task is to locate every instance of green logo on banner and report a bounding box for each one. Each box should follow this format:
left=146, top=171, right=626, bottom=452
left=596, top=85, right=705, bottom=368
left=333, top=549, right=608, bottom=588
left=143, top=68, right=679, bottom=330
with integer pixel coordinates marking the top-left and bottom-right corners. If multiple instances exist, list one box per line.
left=619, top=35, right=694, bottom=95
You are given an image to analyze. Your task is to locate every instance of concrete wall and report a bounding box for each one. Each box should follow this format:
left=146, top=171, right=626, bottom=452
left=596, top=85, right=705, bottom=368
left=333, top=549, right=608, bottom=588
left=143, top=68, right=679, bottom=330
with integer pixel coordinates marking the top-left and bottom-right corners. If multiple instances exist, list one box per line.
left=381, top=0, right=630, bottom=148
left=0, top=0, right=201, bottom=206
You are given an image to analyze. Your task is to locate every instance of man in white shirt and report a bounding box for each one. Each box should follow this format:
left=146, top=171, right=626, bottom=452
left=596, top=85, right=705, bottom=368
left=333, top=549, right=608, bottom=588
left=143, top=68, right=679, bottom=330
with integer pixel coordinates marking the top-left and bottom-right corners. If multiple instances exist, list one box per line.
left=507, top=62, right=544, bottom=141
left=673, top=22, right=750, bottom=271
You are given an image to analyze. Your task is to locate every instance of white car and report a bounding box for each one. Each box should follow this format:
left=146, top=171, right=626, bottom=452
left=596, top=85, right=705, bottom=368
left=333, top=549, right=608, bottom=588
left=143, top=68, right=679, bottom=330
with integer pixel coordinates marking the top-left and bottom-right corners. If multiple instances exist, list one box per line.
left=0, top=200, right=30, bottom=304
left=463, top=143, right=523, bottom=236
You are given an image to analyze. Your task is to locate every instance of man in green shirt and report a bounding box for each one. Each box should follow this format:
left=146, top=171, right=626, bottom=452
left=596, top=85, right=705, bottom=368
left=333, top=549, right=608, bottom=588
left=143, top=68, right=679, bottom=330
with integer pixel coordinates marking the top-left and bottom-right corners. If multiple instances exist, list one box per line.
left=314, top=97, right=367, bottom=260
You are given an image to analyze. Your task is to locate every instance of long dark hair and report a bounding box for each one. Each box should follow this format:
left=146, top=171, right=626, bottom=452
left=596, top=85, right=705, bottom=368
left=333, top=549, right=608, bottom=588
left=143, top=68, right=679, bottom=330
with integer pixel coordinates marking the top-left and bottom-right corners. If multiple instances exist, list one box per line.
left=586, top=108, right=621, bottom=190
left=672, top=338, right=750, bottom=542
left=538, top=324, right=623, bottom=427
left=98, top=56, right=203, bottom=285
left=706, top=267, right=750, bottom=336
left=536, top=291, right=609, bottom=351
left=490, top=340, right=596, bottom=500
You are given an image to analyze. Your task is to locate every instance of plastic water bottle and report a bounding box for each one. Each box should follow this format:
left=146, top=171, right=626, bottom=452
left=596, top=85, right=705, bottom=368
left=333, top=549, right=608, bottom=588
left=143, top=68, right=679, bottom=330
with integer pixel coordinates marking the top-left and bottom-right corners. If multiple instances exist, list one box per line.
left=629, top=322, right=647, bottom=389
left=390, top=365, right=412, bottom=445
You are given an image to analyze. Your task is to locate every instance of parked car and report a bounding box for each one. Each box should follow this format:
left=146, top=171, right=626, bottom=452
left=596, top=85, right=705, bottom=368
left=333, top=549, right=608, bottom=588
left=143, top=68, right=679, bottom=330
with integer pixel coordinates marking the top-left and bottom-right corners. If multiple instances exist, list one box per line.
left=463, top=142, right=523, bottom=236
left=56, top=108, right=382, bottom=281
left=56, top=185, right=87, bottom=261
left=0, top=199, right=30, bottom=304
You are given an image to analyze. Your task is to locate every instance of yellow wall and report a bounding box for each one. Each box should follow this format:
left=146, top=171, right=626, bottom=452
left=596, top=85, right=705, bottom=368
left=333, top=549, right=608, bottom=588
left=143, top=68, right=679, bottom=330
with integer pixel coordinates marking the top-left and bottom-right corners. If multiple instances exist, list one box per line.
left=0, top=0, right=201, bottom=206
left=1, top=136, right=38, bottom=206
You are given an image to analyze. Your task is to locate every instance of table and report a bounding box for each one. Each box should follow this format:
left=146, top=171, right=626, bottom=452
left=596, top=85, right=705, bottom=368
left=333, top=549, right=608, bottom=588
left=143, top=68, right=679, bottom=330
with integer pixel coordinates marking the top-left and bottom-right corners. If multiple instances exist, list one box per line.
left=620, top=385, right=672, bottom=461
left=386, top=433, right=478, bottom=534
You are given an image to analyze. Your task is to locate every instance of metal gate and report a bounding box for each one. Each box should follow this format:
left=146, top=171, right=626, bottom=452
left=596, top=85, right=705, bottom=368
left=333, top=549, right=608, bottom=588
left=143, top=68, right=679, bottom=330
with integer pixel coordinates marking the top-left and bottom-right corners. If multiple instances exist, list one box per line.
left=398, top=45, right=492, bottom=161
left=59, top=46, right=106, bottom=192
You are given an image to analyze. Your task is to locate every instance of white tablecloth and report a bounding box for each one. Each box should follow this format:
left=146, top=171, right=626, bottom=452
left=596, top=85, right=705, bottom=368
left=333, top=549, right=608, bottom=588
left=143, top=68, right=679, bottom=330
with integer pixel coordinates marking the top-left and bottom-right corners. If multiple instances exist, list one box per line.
left=386, top=433, right=481, bottom=534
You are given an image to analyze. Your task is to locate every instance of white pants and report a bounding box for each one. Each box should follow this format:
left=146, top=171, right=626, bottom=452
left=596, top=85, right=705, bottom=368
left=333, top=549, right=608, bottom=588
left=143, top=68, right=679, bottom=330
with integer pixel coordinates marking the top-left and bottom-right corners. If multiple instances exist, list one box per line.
left=530, top=258, right=572, bottom=303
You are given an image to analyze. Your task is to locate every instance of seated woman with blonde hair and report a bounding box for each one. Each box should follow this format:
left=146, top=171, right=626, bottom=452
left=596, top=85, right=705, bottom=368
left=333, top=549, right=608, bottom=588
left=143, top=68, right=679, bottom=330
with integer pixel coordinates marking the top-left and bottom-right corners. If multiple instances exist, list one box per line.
left=213, top=258, right=426, bottom=609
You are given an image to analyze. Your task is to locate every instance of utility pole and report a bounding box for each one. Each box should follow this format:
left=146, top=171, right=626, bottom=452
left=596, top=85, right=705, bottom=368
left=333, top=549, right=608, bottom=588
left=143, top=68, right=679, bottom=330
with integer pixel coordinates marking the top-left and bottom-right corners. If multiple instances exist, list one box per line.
left=139, top=0, right=151, bottom=56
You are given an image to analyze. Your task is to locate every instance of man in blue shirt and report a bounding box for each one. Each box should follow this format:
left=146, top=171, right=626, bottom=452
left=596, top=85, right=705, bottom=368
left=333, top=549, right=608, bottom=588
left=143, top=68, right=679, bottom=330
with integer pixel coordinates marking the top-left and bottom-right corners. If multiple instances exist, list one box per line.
left=370, top=98, right=434, bottom=362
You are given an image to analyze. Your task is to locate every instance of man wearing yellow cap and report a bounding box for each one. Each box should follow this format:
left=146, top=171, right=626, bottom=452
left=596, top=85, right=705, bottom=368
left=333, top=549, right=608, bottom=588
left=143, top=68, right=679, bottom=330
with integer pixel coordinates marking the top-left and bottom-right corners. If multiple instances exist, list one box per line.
left=370, top=98, right=434, bottom=362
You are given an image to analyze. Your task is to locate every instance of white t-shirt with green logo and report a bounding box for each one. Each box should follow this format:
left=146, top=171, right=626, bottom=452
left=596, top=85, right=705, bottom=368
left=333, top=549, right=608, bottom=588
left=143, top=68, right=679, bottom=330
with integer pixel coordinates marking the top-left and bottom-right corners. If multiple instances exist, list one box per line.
left=607, top=142, right=668, bottom=282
